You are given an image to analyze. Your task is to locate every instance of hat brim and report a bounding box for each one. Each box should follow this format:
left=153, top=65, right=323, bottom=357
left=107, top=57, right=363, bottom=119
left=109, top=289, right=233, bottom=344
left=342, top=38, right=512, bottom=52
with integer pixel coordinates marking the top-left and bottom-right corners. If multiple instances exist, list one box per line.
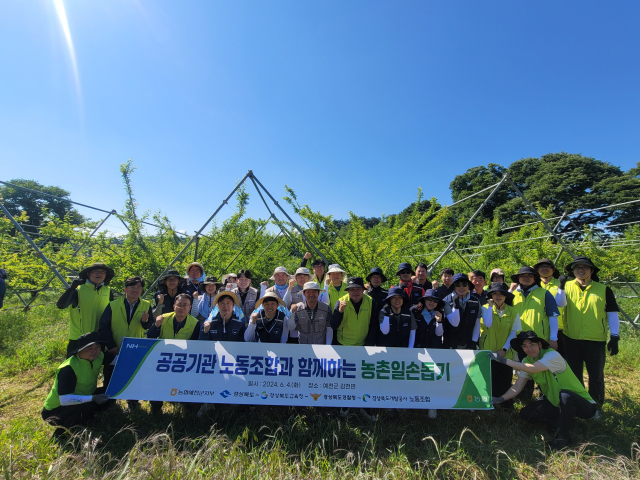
left=366, top=272, right=388, bottom=282
left=159, top=274, right=186, bottom=285
left=79, top=264, right=115, bottom=285
left=533, top=261, right=559, bottom=278
left=70, top=340, right=105, bottom=356
left=254, top=295, right=286, bottom=309
left=212, top=291, right=240, bottom=307
left=418, top=295, right=444, bottom=309
left=510, top=335, right=550, bottom=352
left=486, top=288, right=515, bottom=303
left=345, top=284, right=366, bottom=290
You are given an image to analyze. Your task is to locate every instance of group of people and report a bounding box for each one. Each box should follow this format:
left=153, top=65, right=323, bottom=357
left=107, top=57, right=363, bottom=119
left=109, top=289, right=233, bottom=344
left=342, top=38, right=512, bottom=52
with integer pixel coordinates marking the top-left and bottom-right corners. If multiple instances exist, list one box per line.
left=42, top=253, right=621, bottom=449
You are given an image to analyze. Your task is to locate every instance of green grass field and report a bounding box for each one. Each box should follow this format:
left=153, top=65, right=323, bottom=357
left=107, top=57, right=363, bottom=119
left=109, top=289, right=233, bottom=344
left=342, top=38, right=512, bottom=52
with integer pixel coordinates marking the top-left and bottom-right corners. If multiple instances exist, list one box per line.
left=1, top=303, right=639, bottom=479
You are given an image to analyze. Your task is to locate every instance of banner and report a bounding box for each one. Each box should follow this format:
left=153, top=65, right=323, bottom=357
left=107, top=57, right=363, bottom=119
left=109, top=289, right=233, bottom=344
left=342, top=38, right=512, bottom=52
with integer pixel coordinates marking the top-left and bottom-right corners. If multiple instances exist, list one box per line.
left=106, top=338, right=492, bottom=409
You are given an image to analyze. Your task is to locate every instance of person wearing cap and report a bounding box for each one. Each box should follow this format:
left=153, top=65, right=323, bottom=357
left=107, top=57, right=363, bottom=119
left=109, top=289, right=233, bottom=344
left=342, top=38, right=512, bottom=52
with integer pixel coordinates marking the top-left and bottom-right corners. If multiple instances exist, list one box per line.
left=364, top=267, right=389, bottom=346
left=153, top=270, right=187, bottom=317
left=283, top=267, right=312, bottom=309
left=290, top=282, right=333, bottom=344
left=377, top=287, right=418, bottom=348
left=488, top=331, right=597, bottom=449
left=300, top=252, right=328, bottom=286
left=414, top=263, right=434, bottom=291
left=411, top=289, right=445, bottom=349
left=326, top=264, right=348, bottom=311
left=533, top=259, right=566, bottom=355
left=330, top=277, right=372, bottom=347
left=57, top=263, right=116, bottom=358
left=470, top=270, right=488, bottom=305
left=511, top=266, right=560, bottom=351
left=98, top=276, right=154, bottom=409
left=442, top=273, right=482, bottom=349
left=480, top=282, right=522, bottom=405
left=199, top=291, right=249, bottom=341
left=183, top=262, right=205, bottom=298
left=42, top=332, right=115, bottom=438
left=433, top=268, right=455, bottom=299
left=489, top=268, right=506, bottom=284
left=555, top=256, right=620, bottom=407
left=148, top=293, right=200, bottom=341
left=392, top=262, right=426, bottom=306
left=245, top=292, right=289, bottom=343
left=195, top=276, right=224, bottom=321
left=232, top=269, right=260, bottom=320
left=221, top=273, right=238, bottom=290
left=261, top=266, right=291, bottom=301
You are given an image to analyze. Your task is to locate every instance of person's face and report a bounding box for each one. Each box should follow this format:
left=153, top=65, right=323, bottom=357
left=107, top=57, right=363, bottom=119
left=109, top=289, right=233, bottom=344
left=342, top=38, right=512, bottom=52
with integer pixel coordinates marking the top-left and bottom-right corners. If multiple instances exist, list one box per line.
left=399, top=269, right=412, bottom=282
left=521, top=340, right=542, bottom=359
left=472, top=276, right=486, bottom=291
left=468, top=272, right=476, bottom=283
left=490, top=292, right=506, bottom=305
left=313, top=264, right=325, bottom=277
left=218, top=296, right=234, bottom=316
left=573, top=264, right=593, bottom=281
left=347, top=287, right=364, bottom=303
left=296, top=274, right=310, bottom=287
left=124, top=282, right=143, bottom=302
left=536, top=264, right=554, bottom=278
left=369, top=274, right=382, bottom=288
left=165, top=276, right=180, bottom=289
left=78, top=343, right=102, bottom=362
left=237, top=275, right=251, bottom=290
left=329, top=272, right=343, bottom=285
left=262, top=299, right=279, bottom=317
left=518, top=273, right=535, bottom=287
left=188, top=266, right=202, bottom=280
left=454, top=280, right=470, bottom=297
left=274, top=272, right=288, bottom=286
left=173, top=297, right=191, bottom=318
left=441, top=273, right=453, bottom=286
left=492, top=275, right=505, bottom=283
left=416, top=267, right=427, bottom=282
left=205, top=283, right=217, bottom=295
left=389, top=296, right=404, bottom=309
left=88, top=269, right=107, bottom=285
left=424, top=298, right=438, bottom=311
left=303, top=289, right=319, bottom=305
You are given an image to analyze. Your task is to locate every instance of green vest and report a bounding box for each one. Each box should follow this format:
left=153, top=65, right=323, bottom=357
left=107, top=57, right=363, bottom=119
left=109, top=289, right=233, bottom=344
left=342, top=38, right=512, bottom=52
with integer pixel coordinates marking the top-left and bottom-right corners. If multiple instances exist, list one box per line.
left=541, top=278, right=564, bottom=330
left=563, top=280, right=608, bottom=341
left=479, top=304, right=518, bottom=359
left=69, top=283, right=112, bottom=340
left=337, top=294, right=372, bottom=346
left=524, top=348, right=594, bottom=407
left=44, top=352, right=104, bottom=410
left=110, top=297, right=151, bottom=347
left=159, top=312, right=198, bottom=340
left=328, top=283, right=347, bottom=311
left=513, top=287, right=550, bottom=341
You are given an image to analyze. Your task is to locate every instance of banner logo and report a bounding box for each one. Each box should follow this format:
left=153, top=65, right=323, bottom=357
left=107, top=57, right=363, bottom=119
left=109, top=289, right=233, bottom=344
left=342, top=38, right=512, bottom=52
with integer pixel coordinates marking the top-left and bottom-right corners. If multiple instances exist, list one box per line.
left=310, top=393, right=321, bottom=401
left=363, top=394, right=370, bottom=402
left=220, top=390, right=231, bottom=398
left=261, top=391, right=269, bottom=399
left=170, top=388, right=178, bottom=396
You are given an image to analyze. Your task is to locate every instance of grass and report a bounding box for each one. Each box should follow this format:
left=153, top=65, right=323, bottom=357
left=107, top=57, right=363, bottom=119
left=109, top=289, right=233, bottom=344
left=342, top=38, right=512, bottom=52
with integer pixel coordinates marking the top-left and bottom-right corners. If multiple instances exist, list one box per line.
left=1, top=304, right=640, bottom=478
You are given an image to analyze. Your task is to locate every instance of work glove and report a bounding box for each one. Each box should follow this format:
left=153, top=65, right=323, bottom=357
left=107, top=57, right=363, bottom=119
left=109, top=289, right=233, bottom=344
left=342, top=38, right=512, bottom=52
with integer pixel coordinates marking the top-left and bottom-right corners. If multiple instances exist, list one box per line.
left=487, top=351, right=507, bottom=364
left=607, top=335, right=619, bottom=356
left=491, top=396, right=504, bottom=405
left=70, top=278, right=84, bottom=289
left=558, top=275, right=568, bottom=289
left=92, top=394, right=110, bottom=405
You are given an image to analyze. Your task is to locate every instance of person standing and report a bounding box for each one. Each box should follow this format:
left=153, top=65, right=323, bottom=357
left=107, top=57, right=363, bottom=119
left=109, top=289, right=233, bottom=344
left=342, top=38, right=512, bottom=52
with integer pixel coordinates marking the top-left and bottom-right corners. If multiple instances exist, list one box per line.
left=290, top=282, right=333, bottom=344
left=393, top=262, right=426, bottom=305
left=330, top=277, right=372, bottom=347
left=364, top=267, right=389, bottom=346
left=153, top=270, right=186, bottom=317
left=434, top=268, right=454, bottom=299
left=195, top=276, right=223, bottom=321
left=57, top=263, right=115, bottom=358
left=442, top=273, right=482, bottom=349
left=555, top=256, right=620, bottom=407
left=411, top=289, right=445, bottom=349
left=377, top=287, right=418, bottom=348
left=0, top=268, right=7, bottom=309
left=246, top=292, right=289, bottom=343
left=489, top=331, right=597, bottom=449
left=414, top=263, right=434, bottom=291
left=232, top=270, right=260, bottom=320
left=534, top=259, right=565, bottom=356
left=326, top=264, right=348, bottom=311
left=470, top=270, right=488, bottom=305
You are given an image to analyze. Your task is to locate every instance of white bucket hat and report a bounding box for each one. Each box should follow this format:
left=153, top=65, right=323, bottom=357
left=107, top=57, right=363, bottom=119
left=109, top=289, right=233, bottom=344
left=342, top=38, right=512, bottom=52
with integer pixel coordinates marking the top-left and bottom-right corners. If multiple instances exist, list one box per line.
left=269, top=266, right=291, bottom=281
left=295, top=267, right=312, bottom=277
left=327, top=264, right=346, bottom=274
left=302, top=281, right=321, bottom=292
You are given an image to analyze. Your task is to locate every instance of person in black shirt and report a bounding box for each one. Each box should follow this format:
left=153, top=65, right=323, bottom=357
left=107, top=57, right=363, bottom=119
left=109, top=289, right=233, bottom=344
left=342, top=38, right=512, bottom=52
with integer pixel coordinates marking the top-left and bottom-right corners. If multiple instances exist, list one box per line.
left=364, top=267, right=388, bottom=346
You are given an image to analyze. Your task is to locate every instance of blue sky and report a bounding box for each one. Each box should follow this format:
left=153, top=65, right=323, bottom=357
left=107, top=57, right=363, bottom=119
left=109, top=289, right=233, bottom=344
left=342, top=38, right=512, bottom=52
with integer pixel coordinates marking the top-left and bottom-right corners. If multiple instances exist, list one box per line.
left=1, top=1, right=639, bottom=236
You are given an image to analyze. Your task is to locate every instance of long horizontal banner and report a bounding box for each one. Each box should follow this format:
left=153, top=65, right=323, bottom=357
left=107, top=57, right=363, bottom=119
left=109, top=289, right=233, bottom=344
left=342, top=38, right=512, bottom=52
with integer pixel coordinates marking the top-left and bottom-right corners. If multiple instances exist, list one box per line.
left=106, top=338, right=492, bottom=409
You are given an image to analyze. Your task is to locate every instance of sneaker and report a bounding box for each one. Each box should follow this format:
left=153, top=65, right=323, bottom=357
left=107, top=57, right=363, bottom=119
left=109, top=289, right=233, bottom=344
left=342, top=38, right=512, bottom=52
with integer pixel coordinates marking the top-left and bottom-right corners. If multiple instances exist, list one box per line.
left=339, top=407, right=350, bottom=418
left=428, top=409, right=437, bottom=419
left=592, top=410, right=602, bottom=421
left=360, top=408, right=377, bottom=422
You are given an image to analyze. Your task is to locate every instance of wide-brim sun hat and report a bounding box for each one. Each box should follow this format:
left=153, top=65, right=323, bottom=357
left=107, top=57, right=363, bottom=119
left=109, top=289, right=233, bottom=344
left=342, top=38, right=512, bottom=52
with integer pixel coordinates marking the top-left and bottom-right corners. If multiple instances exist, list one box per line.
left=384, top=286, right=409, bottom=304
left=254, top=291, right=286, bottom=309
left=489, top=268, right=506, bottom=281
left=510, top=330, right=550, bottom=352
left=418, top=289, right=445, bottom=309
left=70, top=332, right=106, bottom=355
left=295, top=267, right=312, bottom=277
left=220, top=273, right=238, bottom=284
left=202, top=276, right=223, bottom=288
left=533, top=259, right=559, bottom=279
left=366, top=267, right=388, bottom=283
left=212, top=291, right=241, bottom=307
left=396, top=262, right=415, bottom=276
left=448, top=273, right=470, bottom=293
left=485, top=282, right=515, bottom=303
left=158, top=270, right=186, bottom=285
left=565, top=256, right=600, bottom=282
left=186, top=262, right=205, bottom=277
left=78, top=263, right=115, bottom=285
left=510, top=266, right=541, bottom=286
left=302, top=281, right=321, bottom=292
left=327, top=264, right=346, bottom=275
left=269, top=266, right=291, bottom=281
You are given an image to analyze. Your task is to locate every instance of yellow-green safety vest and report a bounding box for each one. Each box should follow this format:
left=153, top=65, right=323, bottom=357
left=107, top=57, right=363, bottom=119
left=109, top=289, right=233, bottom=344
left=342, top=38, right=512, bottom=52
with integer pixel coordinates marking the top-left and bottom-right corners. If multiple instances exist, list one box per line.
left=541, top=278, right=564, bottom=330
left=336, top=294, right=372, bottom=346
left=563, top=280, right=608, bottom=342
left=44, top=352, right=104, bottom=410
left=513, top=286, right=550, bottom=341
left=328, top=282, right=347, bottom=312
left=110, top=297, right=152, bottom=348
left=69, top=283, right=112, bottom=340
left=479, top=304, right=518, bottom=360
left=158, top=312, right=198, bottom=340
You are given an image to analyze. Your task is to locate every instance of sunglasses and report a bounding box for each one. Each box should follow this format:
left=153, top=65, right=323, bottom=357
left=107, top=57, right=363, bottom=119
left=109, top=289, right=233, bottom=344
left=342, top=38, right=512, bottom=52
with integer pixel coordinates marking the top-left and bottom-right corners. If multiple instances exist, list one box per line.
left=453, top=281, right=469, bottom=287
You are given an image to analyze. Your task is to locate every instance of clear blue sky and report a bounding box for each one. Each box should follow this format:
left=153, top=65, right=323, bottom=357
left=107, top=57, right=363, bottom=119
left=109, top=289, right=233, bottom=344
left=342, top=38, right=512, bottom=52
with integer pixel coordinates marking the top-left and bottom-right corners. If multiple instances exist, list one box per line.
left=1, top=1, right=639, bottom=236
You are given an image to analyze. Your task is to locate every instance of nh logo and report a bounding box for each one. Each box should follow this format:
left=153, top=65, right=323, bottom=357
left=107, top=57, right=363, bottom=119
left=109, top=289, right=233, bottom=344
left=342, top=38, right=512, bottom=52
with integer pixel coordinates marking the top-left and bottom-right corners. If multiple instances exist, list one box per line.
left=126, top=344, right=138, bottom=349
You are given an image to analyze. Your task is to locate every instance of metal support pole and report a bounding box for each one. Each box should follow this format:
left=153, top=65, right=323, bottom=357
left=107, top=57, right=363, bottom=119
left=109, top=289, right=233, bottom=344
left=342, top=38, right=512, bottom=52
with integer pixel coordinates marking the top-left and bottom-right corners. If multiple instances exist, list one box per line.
left=221, top=220, right=269, bottom=274
left=506, top=177, right=576, bottom=260
left=453, top=248, right=474, bottom=271
left=0, top=200, right=69, bottom=288
left=250, top=173, right=330, bottom=266
left=427, top=174, right=510, bottom=277
left=143, top=171, right=252, bottom=298
left=193, top=236, right=200, bottom=262
left=247, top=232, right=282, bottom=270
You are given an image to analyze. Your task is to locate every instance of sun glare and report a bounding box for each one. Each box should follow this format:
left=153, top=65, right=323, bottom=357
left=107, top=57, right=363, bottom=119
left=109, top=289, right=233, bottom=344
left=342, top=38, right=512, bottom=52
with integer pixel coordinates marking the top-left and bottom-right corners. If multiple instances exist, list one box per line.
left=52, top=0, right=82, bottom=107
